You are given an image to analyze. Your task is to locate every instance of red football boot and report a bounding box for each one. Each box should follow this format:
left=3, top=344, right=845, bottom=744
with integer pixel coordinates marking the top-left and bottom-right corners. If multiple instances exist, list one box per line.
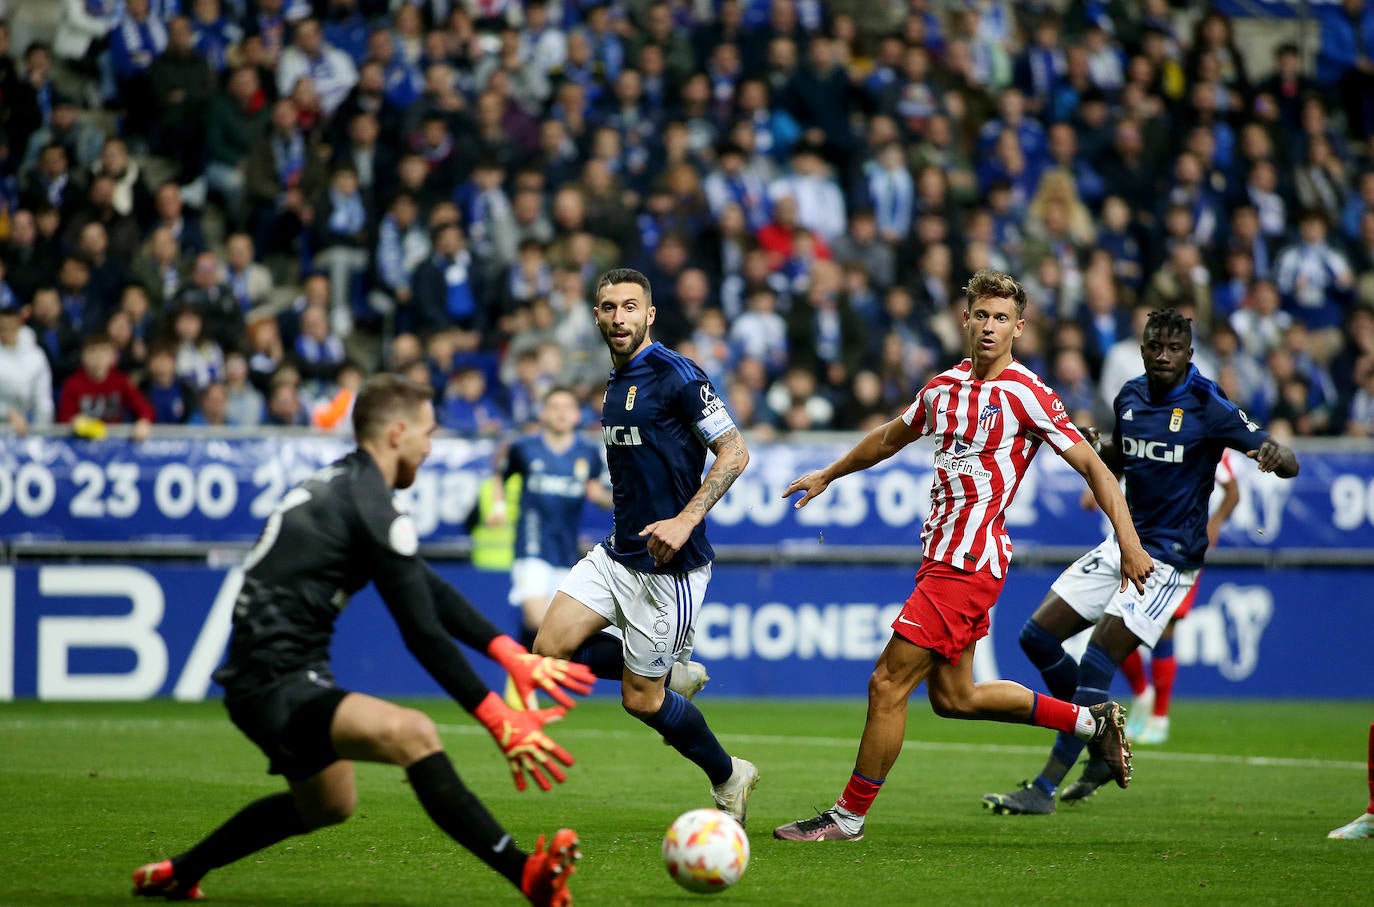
left=132, top=859, right=203, bottom=900
left=519, top=829, right=580, bottom=907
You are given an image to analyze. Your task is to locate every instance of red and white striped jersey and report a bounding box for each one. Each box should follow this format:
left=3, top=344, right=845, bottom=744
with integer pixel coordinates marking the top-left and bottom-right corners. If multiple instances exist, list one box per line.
left=900, top=358, right=1084, bottom=578
left=1207, top=448, right=1238, bottom=515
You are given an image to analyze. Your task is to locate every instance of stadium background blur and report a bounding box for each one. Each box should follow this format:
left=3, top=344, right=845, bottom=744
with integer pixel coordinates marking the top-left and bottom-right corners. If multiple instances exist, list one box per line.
left=3, top=0, right=1374, bottom=440
left=1, top=2, right=1372, bottom=706
left=1, top=12, right=1371, bottom=906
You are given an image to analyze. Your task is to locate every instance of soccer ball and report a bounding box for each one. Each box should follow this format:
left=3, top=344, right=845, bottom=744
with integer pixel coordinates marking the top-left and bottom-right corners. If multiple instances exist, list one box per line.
left=662, top=808, right=750, bottom=894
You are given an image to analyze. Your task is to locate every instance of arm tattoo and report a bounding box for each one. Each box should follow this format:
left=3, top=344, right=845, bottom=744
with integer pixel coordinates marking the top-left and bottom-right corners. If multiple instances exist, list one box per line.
left=683, top=427, right=749, bottom=521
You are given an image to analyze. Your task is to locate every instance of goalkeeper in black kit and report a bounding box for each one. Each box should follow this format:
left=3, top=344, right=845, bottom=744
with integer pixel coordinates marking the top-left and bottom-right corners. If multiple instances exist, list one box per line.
left=131, top=374, right=595, bottom=907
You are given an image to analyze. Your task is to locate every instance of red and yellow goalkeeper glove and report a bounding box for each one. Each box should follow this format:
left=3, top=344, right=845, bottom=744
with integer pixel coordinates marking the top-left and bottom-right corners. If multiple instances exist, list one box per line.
left=473, top=692, right=575, bottom=792
left=487, top=635, right=596, bottom=710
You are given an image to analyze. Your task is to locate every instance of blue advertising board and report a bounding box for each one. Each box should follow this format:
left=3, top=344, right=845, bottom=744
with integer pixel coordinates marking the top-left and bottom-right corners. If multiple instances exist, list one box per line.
left=2, top=436, right=1370, bottom=553
left=1, top=562, right=1366, bottom=701
left=1213, top=0, right=1341, bottom=17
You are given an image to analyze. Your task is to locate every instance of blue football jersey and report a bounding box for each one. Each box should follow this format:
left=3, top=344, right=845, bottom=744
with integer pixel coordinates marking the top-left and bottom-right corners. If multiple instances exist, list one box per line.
left=599, top=342, right=737, bottom=573
left=1113, top=365, right=1270, bottom=569
left=504, top=433, right=604, bottom=567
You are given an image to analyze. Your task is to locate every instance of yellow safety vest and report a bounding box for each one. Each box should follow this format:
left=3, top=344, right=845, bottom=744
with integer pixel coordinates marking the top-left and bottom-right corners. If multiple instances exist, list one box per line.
left=470, top=474, right=521, bottom=571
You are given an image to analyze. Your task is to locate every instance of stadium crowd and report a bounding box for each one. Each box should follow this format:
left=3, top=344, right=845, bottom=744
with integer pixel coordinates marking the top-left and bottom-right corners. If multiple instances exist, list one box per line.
left=3, top=0, right=1374, bottom=441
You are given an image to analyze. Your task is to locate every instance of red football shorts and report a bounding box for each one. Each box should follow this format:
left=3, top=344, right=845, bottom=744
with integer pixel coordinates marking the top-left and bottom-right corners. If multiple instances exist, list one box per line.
left=891, top=558, right=1006, bottom=665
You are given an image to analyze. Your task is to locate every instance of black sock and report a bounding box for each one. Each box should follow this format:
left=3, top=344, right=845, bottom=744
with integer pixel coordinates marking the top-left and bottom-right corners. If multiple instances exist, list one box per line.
left=173, top=792, right=309, bottom=883
left=406, top=752, right=526, bottom=886
left=575, top=631, right=625, bottom=681
left=642, top=690, right=734, bottom=786
left=517, top=623, right=538, bottom=651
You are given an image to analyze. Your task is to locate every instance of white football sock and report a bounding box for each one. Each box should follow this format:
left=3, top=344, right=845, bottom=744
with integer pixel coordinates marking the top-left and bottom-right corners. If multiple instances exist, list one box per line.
left=1074, top=706, right=1097, bottom=740
left=832, top=804, right=865, bottom=835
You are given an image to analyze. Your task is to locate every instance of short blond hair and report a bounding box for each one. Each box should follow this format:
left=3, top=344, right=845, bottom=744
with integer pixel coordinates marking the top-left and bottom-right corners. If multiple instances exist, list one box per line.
left=963, top=268, right=1027, bottom=318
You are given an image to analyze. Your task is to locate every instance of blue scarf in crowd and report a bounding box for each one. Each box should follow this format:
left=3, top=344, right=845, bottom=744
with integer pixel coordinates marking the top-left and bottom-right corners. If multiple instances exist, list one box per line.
left=443, top=252, right=476, bottom=321
left=272, top=132, right=305, bottom=188
left=328, top=189, right=365, bottom=236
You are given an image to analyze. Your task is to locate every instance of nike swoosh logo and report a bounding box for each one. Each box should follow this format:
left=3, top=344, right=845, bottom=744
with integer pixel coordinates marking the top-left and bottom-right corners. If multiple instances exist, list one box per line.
left=895, top=615, right=922, bottom=628
left=492, top=834, right=512, bottom=853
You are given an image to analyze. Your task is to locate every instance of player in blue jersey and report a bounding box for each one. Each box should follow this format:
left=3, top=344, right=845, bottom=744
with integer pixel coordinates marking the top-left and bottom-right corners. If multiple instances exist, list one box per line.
left=985, top=308, right=1300, bottom=815
left=488, top=386, right=613, bottom=706
left=492, top=386, right=707, bottom=708
left=492, top=387, right=610, bottom=648
left=532, top=267, right=761, bottom=825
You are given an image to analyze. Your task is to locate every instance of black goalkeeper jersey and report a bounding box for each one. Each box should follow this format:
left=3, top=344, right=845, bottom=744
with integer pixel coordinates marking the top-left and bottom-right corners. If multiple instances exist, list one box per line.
left=213, top=449, right=498, bottom=708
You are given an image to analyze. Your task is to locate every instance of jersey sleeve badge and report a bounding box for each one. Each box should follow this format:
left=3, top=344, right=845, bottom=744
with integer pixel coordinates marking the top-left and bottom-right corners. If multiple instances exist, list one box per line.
left=693, top=383, right=735, bottom=442
left=388, top=515, right=419, bottom=557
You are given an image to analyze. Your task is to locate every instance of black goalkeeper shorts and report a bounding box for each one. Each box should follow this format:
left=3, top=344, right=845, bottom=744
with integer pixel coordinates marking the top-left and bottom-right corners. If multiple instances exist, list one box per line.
left=225, top=668, right=350, bottom=781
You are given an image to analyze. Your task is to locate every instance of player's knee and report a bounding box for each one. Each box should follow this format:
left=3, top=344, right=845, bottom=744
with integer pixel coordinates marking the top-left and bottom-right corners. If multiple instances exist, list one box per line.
left=1019, top=619, right=1056, bottom=658
left=389, top=708, right=442, bottom=760
left=867, top=668, right=907, bottom=710
left=531, top=629, right=569, bottom=660
left=620, top=687, right=662, bottom=720
left=927, top=686, right=975, bottom=719
left=302, top=790, right=356, bottom=829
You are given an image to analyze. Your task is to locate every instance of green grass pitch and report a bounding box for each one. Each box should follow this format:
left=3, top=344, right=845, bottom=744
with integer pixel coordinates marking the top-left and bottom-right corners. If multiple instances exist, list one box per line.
left=1, top=698, right=1370, bottom=906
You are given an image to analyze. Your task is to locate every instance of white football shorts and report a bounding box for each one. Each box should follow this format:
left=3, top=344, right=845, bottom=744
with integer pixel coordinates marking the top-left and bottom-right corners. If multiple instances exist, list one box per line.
left=556, top=543, right=710, bottom=678
left=508, top=557, right=570, bottom=607
left=1049, top=537, right=1200, bottom=648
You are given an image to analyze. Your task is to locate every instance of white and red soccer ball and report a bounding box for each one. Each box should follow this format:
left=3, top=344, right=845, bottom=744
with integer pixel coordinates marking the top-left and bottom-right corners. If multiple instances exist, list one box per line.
left=662, top=808, right=750, bottom=894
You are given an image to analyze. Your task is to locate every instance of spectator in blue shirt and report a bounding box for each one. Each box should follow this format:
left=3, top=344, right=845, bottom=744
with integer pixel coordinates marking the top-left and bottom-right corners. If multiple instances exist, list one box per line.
left=141, top=343, right=194, bottom=424
left=410, top=220, right=484, bottom=340
left=189, top=0, right=242, bottom=74
left=1318, top=0, right=1374, bottom=139
left=442, top=366, right=508, bottom=436
left=1274, top=208, right=1357, bottom=363
left=110, top=0, right=168, bottom=139
left=1015, top=14, right=1066, bottom=117
left=322, top=0, right=369, bottom=64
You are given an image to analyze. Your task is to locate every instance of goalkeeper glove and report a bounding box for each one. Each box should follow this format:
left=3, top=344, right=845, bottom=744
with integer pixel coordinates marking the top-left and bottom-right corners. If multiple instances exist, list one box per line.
left=473, top=692, right=575, bottom=792
left=487, top=635, right=596, bottom=710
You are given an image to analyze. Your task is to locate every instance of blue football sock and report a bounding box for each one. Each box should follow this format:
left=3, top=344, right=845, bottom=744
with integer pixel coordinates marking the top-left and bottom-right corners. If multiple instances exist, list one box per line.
left=1019, top=620, right=1078, bottom=700
left=1075, top=642, right=1119, bottom=709
left=575, top=631, right=625, bottom=681
left=642, top=690, right=734, bottom=786
left=1037, top=643, right=1119, bottom=791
